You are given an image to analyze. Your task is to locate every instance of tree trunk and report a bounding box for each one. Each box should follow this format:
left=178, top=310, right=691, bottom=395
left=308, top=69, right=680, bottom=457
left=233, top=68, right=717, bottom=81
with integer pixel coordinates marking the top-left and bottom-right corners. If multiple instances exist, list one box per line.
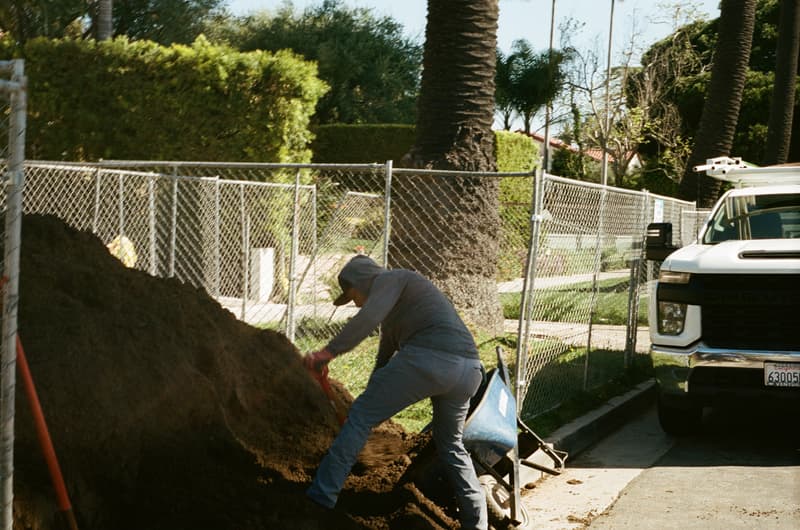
left=98, top=0, right=113, bottom=41
left=763, top=0, right=800, bottom=165
left=395, top=0, right=502, bottom=330
left=678, top=0, right=757, bottom=207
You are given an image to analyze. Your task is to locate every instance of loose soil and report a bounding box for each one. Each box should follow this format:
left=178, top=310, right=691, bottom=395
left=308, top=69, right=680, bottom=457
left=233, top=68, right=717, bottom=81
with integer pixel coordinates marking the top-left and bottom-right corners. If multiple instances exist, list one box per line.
left=13, top=214, right=458, bottom=530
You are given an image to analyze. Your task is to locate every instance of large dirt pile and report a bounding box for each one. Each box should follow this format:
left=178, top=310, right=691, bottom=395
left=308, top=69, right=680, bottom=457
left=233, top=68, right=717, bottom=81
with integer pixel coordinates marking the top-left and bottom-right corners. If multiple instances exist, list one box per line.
left=13, top=214, right=458, bottom=530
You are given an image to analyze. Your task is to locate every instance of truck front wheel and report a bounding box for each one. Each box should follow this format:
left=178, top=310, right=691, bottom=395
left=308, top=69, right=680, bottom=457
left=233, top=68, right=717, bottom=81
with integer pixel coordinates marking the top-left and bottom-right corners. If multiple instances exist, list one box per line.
left=657, top=395, right=702, bottom=436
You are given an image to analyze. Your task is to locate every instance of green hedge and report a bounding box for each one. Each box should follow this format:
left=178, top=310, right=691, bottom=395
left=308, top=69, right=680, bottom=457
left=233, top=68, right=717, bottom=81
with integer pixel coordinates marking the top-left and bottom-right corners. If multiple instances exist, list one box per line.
left=311, top=125, right=539, bottom=173
left=494, top=131, right=538, bottom=281
left=310, top=124, right=416, bottom=163
left=494, top=130, right=538, bottom=173
left=494, top=130, right=538, bottom=204
left=2, top=36, right=328, bottom=162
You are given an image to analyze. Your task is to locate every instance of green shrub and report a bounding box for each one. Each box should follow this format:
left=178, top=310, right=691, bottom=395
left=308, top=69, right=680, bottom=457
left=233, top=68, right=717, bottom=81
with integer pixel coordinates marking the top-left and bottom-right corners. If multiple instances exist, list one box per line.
left=494, top=130, right=538, bottom=173
left=4, top=36, right=327, bottom=162
left=495, top=131, right=538, bottom=280
left=311, top=126, right=539, bottom=175
left=311, top=124, right=416, bottom=163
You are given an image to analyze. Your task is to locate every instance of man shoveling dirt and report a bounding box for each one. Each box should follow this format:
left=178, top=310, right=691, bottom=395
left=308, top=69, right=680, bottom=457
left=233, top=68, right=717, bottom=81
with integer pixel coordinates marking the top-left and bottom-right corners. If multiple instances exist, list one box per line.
left=303, top=255, right=487, bottom=530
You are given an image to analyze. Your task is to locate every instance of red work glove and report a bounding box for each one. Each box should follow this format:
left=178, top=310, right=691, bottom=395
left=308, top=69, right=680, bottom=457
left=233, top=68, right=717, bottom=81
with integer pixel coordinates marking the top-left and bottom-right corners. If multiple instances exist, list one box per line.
left=303, top=348, right=335, bottom=373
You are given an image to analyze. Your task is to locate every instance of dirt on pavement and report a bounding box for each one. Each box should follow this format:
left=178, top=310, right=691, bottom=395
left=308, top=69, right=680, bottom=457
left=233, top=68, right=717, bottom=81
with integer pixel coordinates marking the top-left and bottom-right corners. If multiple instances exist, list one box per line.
left=12, top=214, right=458, bottom=530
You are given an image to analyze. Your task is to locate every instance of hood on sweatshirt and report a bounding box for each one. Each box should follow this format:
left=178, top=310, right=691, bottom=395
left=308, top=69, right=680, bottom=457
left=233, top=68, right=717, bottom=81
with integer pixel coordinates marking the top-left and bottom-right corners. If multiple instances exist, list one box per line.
left=333, top=255, right=385, bottom=306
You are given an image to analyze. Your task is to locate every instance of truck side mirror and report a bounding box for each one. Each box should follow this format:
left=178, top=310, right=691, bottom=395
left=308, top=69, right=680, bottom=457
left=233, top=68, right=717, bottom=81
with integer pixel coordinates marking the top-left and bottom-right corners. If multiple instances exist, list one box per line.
left=645, top=222, right=678, bottom=261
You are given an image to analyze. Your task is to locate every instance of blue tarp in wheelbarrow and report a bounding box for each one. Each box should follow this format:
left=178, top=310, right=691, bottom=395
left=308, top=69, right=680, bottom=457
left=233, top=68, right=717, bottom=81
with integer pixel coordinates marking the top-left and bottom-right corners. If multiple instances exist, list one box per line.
left=463, top=360, right=518, bottom=467
left=461, top=347, right=568, bottom=529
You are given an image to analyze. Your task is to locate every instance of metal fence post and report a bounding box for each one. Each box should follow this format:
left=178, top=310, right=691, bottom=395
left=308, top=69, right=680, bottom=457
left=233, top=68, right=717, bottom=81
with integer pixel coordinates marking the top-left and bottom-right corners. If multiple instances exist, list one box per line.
left=311, top=185, right=319, bottom=318
left=0, top=59, right=26, bottom=530
left=585, top=187, right=609, bottom=391
left=240, top=184, right=248, bottom=321
left=117, top=172, right=125, bottom=238
left=382, top=160, right=393, bottom=267
left=643, top=191, right=654, bottom=287
left=92, top=168, right=101, bottom=235
left=511, top=166, right=543, bottom=529
left=286, top=170, right=301, bottom=341
left=213, top=178, right=221, bottom=296
left=148, top=175, right=156, bottom=276
left=169, top=171, right=177, bottom=278
left=623, top=193, right=649, bottom=367
left=515, top=166, right=545, bottom=406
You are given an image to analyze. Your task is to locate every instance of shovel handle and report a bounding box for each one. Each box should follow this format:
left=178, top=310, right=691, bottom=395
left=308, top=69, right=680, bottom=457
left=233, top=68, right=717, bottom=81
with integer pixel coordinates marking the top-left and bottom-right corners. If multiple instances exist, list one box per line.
left=309, top=367, right=346, bottom=426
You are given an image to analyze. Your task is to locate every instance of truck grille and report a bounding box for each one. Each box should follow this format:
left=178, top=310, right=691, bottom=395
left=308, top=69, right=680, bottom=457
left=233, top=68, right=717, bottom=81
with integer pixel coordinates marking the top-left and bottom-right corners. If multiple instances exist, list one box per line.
left=700, top=274, right=800, bottom=350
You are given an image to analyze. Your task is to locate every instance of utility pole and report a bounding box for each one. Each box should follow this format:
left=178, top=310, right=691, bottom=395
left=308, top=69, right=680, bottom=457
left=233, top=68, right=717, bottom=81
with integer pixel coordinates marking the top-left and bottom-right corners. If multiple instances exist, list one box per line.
left=601, top=0, right=617, bottom=186
left=543, top=0, right=557, bottom=173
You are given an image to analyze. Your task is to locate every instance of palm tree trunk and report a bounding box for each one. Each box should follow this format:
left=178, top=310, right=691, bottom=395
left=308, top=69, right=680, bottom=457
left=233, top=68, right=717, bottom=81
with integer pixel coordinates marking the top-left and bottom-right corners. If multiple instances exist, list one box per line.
left=98, top=0, right=113, bottom=41
left=395, top=0, right=502, bottom=329
left=763, top=0, right=800, bottom=165
left=678, top=0, right=757, bottom=207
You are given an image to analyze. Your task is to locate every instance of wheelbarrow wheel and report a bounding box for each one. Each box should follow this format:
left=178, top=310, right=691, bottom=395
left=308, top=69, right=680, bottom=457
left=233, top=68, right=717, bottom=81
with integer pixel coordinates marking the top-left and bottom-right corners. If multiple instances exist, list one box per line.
left=479, top=474, right=530, bottom=529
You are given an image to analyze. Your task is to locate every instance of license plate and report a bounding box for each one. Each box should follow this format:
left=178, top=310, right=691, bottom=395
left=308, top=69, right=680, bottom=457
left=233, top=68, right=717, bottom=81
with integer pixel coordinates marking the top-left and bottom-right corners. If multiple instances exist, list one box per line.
left=764, top=362, right=800, bottom=387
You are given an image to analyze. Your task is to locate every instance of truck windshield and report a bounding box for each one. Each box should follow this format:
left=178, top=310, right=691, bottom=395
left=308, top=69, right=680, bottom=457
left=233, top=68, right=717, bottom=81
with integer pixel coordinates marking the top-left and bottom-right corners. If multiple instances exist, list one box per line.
left=703, top=193, right=800, bottom=243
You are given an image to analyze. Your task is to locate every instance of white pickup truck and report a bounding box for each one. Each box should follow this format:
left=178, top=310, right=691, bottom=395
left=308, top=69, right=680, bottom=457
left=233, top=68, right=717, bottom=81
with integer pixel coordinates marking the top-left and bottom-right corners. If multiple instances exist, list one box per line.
left=645, top=158, right=800, bottom=435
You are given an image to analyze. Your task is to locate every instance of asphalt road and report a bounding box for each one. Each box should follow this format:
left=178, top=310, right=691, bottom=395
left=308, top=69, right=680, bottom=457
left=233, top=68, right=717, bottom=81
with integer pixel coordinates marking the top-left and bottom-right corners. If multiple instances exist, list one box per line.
left=522, top=402, right=800, bottom=529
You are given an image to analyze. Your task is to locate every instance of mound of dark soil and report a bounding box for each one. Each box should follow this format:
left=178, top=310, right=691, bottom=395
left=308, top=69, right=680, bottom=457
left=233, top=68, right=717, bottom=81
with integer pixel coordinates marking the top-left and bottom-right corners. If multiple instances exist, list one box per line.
left=13, top=214, right=457, bottom=530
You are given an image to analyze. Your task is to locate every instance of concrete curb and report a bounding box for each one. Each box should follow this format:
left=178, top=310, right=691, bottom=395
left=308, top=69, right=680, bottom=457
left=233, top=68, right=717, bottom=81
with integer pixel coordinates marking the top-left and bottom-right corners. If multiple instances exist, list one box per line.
left=545, top=378, right=657, bottom=459
left=517, top=379, right=657, bottom=487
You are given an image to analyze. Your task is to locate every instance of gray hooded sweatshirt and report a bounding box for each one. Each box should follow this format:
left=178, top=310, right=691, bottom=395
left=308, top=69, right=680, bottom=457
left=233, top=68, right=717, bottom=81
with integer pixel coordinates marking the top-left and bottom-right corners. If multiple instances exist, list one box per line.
left=325, top=255, right=479, bottom=369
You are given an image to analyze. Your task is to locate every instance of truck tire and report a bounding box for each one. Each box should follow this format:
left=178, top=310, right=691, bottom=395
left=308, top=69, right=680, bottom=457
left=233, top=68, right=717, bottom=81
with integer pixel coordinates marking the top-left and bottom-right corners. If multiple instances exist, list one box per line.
left=657, top=395, right=702, bottom=436
left=479, top=474, right=530, bottom=530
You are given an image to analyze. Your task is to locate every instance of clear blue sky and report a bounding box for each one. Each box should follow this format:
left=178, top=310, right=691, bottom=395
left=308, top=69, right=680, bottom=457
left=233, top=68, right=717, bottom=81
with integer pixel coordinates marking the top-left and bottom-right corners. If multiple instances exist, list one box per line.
left=224, top=0, right=721, bottom=59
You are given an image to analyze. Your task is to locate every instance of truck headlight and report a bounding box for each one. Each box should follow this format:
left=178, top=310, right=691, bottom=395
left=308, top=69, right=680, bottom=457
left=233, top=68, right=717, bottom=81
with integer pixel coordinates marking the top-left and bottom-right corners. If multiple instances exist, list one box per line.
left=659, top=271, right=691, bottom=284
left=658, top=302, right=687, bottom=335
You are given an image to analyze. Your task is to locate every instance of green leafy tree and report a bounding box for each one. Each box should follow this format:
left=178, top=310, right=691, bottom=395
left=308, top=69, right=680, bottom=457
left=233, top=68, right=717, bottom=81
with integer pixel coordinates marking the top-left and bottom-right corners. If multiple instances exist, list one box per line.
left=495, top=48, right=515, bottom=130
left=633, top=2, right=707, bottom=185
left=679, top=0, right=757, bottom=206
left=0, top=0, right=85, bottom=44
left=394, top=0, right=502, bottom=328
left=551, top=86, right=591, bottom=180
left=112, top=0, right=224, bottom=44
left=0, top=0, right=223, bottom=45
left=506, top=39, right=567, bottom=134
left=637, top=0, right=796, bottom=183
left=662, top=0, right=783, bottom=74
left=221, top=0, right=422, bottom=124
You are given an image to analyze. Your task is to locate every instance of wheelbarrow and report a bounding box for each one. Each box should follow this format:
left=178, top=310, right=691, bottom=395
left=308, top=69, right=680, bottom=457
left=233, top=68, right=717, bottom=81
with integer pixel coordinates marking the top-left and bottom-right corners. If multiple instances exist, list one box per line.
left=404, top=347, right=567, bottom=530
left=463, top=346, right=568, bottom=529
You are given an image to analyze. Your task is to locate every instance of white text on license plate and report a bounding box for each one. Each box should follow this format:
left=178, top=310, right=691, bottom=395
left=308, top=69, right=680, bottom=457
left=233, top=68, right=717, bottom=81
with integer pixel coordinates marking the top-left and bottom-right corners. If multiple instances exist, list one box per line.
left=764, top=362, right=800, bottom=387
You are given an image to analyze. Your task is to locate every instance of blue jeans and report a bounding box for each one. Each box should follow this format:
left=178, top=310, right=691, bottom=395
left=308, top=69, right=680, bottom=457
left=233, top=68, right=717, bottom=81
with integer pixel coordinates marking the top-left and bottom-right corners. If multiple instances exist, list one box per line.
left=307, top=345, right=487, bottom=530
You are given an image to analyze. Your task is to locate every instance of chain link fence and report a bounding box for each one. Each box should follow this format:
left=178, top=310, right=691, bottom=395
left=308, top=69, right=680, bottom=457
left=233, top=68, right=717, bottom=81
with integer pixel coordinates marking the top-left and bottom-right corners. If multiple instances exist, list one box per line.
left=516, top=172, right=698, bottom=417
left=23, top=162, right=391, bottom=342
left=21, top=159, right=702, bottom=423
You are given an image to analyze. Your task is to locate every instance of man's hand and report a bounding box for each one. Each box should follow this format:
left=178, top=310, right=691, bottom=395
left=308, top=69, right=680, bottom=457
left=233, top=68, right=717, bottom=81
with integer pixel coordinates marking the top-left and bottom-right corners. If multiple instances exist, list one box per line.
left=303, top=348, right=335, bottom=373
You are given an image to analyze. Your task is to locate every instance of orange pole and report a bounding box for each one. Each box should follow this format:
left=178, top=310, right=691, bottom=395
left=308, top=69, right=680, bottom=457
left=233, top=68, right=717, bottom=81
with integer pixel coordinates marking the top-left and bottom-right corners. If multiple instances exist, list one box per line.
left=16, top=336, right=79, bottom=530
